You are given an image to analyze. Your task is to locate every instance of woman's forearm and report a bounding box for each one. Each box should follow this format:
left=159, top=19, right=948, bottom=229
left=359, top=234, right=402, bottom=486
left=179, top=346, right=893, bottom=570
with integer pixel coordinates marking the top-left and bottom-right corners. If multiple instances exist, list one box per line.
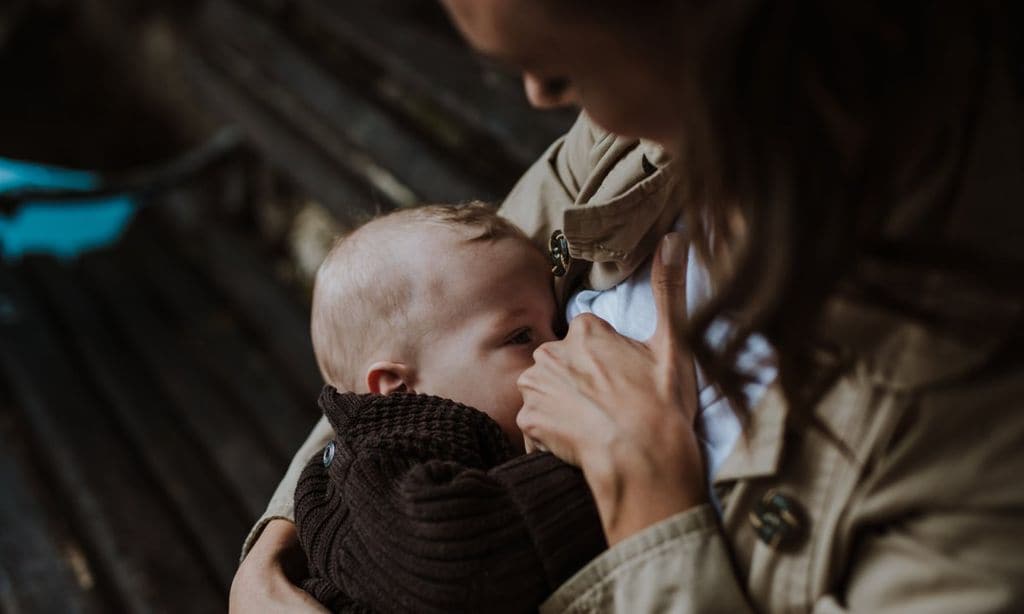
left=540, top=506, right=755, bottom=614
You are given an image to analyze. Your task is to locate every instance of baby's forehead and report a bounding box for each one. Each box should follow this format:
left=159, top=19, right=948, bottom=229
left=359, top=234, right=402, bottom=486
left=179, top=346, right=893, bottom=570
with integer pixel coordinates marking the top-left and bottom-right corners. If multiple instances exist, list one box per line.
left=352, top=213, right=549, bottom=300
left=369, top=217, right=538, bottom=268
left=362, top=216, right=471, bottom=252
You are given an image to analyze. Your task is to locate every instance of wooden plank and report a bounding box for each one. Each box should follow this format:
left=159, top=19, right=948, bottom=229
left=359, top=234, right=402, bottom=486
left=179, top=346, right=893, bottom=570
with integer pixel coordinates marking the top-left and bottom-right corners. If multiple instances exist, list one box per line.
left=79, top=249, right=285, bottom=521
left=119, top=219, right=319, bottom=461
left=154, top=203, right=325, bottom=404
left=0, top=395, right=110, bottom=614
left=185, top=50, right=389, bottom=225
left=272, top=0, right=574, bottom=172
left=25, top=256, right=252, bottom=590
left=0, top=264, right=224, bottom=612
left=194, top=0, right=499, bottom=206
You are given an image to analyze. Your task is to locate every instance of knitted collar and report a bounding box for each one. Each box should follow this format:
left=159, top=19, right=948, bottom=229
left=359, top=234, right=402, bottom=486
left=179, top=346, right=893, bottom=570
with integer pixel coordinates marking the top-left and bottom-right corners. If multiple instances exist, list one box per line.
left=319, top=386, right=518, bottom=468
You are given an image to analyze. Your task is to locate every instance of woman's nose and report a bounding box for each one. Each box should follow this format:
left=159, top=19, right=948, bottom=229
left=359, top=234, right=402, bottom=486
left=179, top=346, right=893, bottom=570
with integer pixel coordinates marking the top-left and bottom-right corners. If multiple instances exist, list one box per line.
left=522, top=72, right=579, bottom=109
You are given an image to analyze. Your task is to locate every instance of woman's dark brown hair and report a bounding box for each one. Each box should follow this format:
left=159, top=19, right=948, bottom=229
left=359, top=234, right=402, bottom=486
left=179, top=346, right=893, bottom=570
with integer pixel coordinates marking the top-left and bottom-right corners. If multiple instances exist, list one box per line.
left=560, top=0, right=1016, bottom=420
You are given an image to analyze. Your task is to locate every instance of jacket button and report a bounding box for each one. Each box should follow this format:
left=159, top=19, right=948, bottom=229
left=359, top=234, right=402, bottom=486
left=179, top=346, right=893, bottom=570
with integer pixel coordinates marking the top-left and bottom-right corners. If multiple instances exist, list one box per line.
left=322, top=441, right=336, bottom=467
left=749, top=489, right=807, bottom=549
left=549, top=230, right=571, bottom=277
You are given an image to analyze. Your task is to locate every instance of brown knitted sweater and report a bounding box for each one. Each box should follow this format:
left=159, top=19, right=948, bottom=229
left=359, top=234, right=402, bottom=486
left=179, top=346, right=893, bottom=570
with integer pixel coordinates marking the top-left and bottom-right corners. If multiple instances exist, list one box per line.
left=294, top=387, right=606, bottom=614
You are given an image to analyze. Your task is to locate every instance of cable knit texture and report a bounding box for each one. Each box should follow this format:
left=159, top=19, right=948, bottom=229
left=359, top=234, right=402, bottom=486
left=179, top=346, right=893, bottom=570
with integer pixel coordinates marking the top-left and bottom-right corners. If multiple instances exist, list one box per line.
left=294, top=386, right=606, bottom=613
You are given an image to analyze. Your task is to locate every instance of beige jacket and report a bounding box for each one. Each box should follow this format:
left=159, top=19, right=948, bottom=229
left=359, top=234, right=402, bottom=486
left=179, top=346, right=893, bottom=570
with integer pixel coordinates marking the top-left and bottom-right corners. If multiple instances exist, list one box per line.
left=247, top=92, right=1024, bottom=612
left=528, top=99, right=1024, bottom=612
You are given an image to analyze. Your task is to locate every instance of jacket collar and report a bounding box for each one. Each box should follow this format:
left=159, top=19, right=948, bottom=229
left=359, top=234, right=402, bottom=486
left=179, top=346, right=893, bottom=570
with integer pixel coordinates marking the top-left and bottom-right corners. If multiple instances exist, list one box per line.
left=713, top=385, right=787, bottom=484
left=711, top=275, right=1021, bottom=486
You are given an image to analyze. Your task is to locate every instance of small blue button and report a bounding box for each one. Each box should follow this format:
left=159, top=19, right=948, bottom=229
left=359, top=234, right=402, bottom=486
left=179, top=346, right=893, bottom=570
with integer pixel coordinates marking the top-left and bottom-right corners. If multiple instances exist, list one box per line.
left=322, top=441, right=336, bottom=467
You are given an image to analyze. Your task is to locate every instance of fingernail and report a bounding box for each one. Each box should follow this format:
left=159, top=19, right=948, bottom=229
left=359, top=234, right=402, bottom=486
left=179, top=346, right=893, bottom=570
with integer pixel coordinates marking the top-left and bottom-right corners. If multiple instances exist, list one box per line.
left=661, top=232, right=684, bottom=266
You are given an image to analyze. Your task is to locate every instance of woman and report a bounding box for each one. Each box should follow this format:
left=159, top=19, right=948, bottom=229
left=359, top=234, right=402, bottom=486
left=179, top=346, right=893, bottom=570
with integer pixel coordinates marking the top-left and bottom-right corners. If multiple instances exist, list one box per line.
left=233, top=1, right=1024, bottom=611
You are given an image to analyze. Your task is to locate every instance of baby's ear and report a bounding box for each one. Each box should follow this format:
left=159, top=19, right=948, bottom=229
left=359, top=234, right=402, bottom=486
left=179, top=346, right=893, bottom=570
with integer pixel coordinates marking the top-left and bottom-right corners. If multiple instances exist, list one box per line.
left=366, top=362, right=415, bottom=395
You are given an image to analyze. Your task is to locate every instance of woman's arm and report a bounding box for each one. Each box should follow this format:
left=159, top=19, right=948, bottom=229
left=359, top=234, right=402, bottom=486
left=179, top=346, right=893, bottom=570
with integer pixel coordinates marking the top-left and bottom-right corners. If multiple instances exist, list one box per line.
left=540, top=506, right=754, bottom=613
left=229, top=519, right=329, bottom=613
left=229, top=415, right=333, bottom=613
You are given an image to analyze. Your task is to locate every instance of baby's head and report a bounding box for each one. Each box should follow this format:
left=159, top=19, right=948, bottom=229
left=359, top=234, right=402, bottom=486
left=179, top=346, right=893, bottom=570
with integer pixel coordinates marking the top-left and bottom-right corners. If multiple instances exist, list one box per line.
left=311, top=203, right=557, bottom=444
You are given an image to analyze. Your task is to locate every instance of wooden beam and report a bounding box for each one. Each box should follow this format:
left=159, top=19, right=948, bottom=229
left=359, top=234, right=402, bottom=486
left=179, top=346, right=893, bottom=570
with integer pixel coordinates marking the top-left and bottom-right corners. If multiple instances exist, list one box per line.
left=0, top=264, right=224, bottom=610
left=27, top=256, right=253, bottom=590
left=0, top=393, right=110, bottom=613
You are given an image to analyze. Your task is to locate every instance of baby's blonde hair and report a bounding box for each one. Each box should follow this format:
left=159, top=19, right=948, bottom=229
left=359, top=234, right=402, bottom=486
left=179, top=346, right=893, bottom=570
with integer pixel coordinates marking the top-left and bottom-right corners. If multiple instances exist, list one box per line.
left=311, top=202, right=531, bottom=390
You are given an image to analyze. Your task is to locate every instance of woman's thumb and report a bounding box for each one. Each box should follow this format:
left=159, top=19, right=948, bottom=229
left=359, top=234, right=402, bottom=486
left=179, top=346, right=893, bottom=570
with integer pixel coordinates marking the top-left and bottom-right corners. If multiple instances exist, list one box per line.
left=650, top=232, right=689, bottom=352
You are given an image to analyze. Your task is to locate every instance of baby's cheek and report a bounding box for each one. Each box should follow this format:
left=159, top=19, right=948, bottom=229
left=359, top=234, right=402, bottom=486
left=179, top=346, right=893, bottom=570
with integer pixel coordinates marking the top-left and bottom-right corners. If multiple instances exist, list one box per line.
left=491, top=378, right=526, bottom=434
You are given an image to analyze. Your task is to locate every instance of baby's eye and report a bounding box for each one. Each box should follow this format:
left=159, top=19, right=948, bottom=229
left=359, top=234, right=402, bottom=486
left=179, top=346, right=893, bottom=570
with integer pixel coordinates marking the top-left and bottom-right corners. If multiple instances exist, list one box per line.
left=505, top=328, right=533, bottom=346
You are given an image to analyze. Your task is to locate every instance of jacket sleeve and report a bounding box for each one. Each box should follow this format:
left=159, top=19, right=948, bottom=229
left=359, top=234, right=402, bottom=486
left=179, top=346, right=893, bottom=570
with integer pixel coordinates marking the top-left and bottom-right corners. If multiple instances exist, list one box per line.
left=333, top=451, right=606, bottom=614
left=539, top=506, right=755, bottom=614
left=239, top=414, right=333, bottom=561
left=540, top=364, right=1024, bottom=613
left=538, top=459, right=1024, bottom=614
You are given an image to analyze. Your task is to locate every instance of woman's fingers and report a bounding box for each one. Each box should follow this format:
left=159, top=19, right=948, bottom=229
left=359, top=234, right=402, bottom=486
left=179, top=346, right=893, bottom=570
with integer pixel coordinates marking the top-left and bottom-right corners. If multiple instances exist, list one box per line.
left=648, top=232, right=700, bottom=422
left=517, top=346, right=579, bottom=464
left=517, top=335, right=617, bottom=467
left=229, top=519, right=329, bottom=613
left=513, top=292, right=708, bottom=544
left=649, top=232, right=689, bottom=355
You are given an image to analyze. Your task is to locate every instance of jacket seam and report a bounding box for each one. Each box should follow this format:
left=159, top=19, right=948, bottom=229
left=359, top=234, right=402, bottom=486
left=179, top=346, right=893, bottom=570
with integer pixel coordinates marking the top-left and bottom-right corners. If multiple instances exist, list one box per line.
left=559, top=522, right=718, bottom=612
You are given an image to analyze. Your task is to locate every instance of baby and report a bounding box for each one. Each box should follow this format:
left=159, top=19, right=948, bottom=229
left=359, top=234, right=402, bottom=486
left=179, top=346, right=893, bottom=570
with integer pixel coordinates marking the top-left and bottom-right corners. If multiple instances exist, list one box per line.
left=295, top=203, right=606, bottom=613
left=309, top=202, right=558, bottom=444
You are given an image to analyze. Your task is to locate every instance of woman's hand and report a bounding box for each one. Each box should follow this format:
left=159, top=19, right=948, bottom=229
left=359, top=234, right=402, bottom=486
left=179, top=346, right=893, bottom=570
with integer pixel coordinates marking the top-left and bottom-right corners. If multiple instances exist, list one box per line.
left=229, top=519, right=328, bottom=613
left=517, top=232, right=707, bottom=545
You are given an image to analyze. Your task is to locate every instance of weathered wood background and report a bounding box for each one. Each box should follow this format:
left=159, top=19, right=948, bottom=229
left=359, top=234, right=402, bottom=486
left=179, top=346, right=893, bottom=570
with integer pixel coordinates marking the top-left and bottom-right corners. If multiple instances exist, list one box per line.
left=0, top=0, right=573, bottom=610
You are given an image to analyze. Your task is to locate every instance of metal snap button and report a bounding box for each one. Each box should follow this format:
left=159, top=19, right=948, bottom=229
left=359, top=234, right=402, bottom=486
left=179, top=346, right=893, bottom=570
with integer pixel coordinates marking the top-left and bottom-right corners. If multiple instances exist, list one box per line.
left=749, top=489, right=807, bottom=549
left=548, top=230, right=570, bottom=277
left=322, top=441, right=336, bottom=467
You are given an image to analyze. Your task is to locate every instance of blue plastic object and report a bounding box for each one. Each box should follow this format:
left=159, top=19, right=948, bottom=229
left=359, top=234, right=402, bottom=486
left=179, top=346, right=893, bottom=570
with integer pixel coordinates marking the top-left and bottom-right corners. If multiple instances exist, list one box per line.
left=0, top=157, right=137, bottom=260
